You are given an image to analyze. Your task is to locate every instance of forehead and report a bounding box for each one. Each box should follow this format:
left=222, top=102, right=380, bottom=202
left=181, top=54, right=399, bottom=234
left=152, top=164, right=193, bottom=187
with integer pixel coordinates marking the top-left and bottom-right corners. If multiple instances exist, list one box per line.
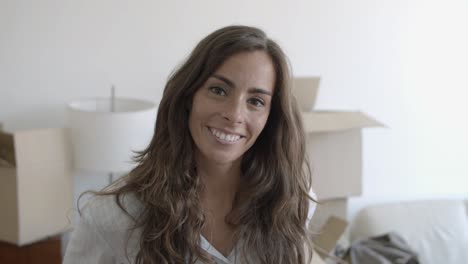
left=212, top=51, right=276, bottom=93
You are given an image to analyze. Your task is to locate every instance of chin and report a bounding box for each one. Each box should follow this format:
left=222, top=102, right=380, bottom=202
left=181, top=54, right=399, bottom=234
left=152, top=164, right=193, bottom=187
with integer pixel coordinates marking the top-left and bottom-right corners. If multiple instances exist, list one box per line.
left=206, top=152, right=243, bottom=165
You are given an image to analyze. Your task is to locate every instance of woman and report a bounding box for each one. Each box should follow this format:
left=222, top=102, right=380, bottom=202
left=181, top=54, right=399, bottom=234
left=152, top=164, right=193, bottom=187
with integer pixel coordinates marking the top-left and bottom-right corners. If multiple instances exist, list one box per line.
left=64, top=25, right=315, bottom=264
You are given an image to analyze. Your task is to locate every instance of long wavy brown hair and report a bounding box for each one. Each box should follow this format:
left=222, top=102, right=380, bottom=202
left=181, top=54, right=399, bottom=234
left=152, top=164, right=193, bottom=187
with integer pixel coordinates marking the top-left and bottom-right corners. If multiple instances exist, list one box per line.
left=93, top=25, right=314, bottom=264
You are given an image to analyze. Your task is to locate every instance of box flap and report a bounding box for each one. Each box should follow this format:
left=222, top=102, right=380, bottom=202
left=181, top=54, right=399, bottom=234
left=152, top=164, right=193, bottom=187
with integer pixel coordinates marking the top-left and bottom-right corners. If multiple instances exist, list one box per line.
left=0, top=167, right=19, bottom=244
left=293, top=77, right=320, bottom=111
left=0, top=131, right=16, bottom=167
left=313, top=216, right=348, bottom=260
left=311, top=249, right=326, bottom=264
left=302, top=111, right=384, bottom=133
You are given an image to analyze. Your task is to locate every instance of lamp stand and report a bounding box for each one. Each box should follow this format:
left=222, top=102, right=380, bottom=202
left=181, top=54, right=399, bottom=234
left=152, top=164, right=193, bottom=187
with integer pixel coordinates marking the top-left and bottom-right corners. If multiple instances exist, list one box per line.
left=108, top=172, right=114, bottom=184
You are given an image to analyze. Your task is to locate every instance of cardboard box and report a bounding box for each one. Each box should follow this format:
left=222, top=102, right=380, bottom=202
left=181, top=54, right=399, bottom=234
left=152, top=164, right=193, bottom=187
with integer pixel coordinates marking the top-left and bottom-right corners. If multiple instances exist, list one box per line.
left=311, top=198, right=348, bottom=232
left=0, top=127, right=73, bottom=246
left=311, top=248, right=327, bottom=264
left=312, top=216, right=349, bottom=263
left=295, top=77, right=383, bottom=201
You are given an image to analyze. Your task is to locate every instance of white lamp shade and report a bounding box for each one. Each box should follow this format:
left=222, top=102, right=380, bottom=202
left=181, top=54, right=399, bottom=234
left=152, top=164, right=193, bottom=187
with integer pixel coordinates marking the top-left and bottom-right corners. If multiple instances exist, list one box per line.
left=68, top=98, right=157, bottom=172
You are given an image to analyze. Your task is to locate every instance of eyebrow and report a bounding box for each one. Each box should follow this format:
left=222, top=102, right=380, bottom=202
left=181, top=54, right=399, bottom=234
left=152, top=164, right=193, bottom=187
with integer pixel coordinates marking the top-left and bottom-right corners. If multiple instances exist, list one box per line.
left=212, top=74, right=272, bottom=96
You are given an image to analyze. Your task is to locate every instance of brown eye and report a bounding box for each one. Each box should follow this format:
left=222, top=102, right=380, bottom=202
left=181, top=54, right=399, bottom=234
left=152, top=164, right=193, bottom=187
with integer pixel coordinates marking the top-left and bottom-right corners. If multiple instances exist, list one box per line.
left=248, top=97, right=265, bottom=107
left=209, top=86, right=227, bottom=96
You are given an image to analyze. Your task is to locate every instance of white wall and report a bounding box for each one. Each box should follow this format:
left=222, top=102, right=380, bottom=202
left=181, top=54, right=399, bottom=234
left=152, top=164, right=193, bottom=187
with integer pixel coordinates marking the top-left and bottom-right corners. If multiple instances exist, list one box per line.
left=1, top=0, right=467, bottom=222
left=348, top=0, right=468, bottom=218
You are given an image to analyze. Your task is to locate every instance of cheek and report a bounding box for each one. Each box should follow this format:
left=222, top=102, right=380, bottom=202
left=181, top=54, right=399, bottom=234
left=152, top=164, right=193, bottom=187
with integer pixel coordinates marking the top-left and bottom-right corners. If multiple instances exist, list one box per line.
left=251, top=113, right=270, bottom=138
left=190, top=91, right=216, bottom=118
left=188, top=112, right=195, bottom=133
left=188, top=100, right=202, bottom=137
left=189, top=94, right=205, bottom=124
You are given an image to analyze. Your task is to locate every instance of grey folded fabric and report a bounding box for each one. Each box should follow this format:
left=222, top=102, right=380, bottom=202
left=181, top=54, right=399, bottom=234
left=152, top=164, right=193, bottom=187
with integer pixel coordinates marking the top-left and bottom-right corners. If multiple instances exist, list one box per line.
left=345, top=232, right=419, bottom=264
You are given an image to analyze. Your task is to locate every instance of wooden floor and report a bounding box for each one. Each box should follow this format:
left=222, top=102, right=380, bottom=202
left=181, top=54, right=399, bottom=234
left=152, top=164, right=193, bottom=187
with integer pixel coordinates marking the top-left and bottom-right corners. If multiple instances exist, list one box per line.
left=0, top=236, right=61, bottom=264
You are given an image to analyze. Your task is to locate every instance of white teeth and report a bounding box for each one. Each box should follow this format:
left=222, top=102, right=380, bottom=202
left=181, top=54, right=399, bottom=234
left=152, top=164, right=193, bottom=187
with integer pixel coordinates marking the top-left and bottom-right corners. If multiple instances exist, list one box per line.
left=210, top=128, right=241, bottom=142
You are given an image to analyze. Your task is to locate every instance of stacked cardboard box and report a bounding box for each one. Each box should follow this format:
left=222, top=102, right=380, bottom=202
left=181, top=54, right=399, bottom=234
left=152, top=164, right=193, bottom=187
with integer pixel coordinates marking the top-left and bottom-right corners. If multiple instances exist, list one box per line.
left=295, top=77, right=383, bottom=226
left=0, top=126, right=73, bottom=246
left=294, top=77, right=383, bottom=262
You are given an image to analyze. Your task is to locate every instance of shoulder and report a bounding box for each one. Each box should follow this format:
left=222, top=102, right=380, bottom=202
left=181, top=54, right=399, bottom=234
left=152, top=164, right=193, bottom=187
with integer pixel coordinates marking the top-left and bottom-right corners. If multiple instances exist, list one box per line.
left=80, top=192, right=142, bottom=228
left=80, top=193, right=142, bottom=224
left=79, top=192, right=143, bottom=253
left=64, top=192, right=144, bottom=263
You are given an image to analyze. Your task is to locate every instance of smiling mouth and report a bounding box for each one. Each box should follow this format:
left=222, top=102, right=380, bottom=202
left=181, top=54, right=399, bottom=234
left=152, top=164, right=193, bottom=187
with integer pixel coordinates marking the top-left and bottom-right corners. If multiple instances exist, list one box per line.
left=208, top=127, right=244, bottom=143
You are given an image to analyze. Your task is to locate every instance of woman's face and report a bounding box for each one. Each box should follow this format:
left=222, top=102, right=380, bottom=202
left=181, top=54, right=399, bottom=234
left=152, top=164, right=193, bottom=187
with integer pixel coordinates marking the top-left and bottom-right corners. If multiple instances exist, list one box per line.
left=189, top=51, right=276, bottom=166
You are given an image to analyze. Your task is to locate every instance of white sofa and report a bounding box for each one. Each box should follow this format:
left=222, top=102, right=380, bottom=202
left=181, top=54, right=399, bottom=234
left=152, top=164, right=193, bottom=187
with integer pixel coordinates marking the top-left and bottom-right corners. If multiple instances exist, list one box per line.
left=347, top=199, right=468, bottom=264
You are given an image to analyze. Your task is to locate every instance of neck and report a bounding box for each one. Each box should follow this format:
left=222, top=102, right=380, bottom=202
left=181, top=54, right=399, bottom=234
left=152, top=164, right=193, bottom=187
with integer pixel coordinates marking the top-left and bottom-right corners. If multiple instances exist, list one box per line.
left=196, top=155, right=241, bottom=212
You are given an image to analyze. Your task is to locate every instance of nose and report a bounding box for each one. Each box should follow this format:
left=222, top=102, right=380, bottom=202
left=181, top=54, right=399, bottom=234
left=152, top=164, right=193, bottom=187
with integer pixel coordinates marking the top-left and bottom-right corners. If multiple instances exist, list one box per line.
left=221, top=98, right=244, bottom=124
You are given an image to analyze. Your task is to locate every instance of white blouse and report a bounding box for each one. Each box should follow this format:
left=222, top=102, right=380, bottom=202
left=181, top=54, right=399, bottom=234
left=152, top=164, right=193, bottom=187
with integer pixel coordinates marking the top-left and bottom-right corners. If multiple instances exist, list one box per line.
left=63, top=193, right=316, bottom=264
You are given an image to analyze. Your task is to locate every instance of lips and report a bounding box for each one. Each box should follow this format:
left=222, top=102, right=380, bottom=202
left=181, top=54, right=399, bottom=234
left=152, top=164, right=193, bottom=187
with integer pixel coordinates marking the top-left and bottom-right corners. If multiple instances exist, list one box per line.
left=208, top=127, right=244, bottom=143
